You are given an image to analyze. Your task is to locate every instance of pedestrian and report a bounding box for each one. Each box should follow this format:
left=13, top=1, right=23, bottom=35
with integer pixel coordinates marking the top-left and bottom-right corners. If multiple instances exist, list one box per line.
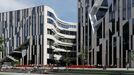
left=103, top=65, right=106, bottom=70
left=126, top=63, right=129, bottom=70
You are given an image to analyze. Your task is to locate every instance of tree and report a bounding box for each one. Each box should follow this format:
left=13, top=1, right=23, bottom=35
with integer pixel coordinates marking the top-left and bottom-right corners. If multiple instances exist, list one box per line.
left=131, top=51, right=134, bottom=61
left=78, top=47, right=88, bottom=65
left=12, top=60, right=19, bottom=66
left=0, top=37, right=4, bottom=52
left=78, top=51, right=85, bottom=65
left=0, top=37, right=4, bottom=69
left=129, top=51, right=134, bottom=68
left=61, top=53, right=73, bottom=71
left=62, top=52, right=70, bottom=66
left=60, top=52, right=73, bottom=66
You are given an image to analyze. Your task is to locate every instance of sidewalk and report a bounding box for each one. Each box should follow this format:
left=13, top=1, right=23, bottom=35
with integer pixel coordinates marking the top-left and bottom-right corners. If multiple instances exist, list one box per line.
left=0, top=72, right=45, bottom=75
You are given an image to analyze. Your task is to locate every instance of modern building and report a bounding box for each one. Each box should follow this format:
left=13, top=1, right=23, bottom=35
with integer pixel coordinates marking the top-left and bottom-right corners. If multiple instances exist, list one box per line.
left=0, top=5, right=77, bottom=65
left=77, top=0, right=134, bottom=68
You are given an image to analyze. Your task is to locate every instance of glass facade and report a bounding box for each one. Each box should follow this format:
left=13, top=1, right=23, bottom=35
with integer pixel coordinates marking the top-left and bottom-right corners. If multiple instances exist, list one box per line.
left=78, top=0, right=134, bottom=68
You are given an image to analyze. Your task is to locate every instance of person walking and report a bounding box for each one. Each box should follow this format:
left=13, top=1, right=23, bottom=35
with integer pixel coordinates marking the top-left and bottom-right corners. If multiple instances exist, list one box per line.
left=103, top=65, right=106, bottom=70
left=126, top=63, right=129, bottom=70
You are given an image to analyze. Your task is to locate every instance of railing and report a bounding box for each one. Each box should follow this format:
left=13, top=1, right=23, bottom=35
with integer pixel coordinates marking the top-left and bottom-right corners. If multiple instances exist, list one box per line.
left=66, top=65, right=96, bottom=68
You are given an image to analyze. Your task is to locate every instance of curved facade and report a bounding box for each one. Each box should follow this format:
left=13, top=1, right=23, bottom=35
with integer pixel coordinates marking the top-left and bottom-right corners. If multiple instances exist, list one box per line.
left=45, top=6, right=77, bottom=65
left=0, top=5, right=77, bottom=65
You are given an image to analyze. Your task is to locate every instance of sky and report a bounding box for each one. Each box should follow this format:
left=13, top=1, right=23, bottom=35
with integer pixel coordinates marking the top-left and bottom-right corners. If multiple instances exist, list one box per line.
left=0, top=0, right=77, bottom=22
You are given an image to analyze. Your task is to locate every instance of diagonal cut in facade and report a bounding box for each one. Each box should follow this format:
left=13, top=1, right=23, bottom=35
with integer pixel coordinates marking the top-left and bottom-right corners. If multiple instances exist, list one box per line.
left=77, top=0, right=134, bottom=68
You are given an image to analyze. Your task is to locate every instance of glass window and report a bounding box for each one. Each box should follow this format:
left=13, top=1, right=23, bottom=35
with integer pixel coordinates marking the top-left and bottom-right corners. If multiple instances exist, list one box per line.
left=17, top=10, right=20, bottom=21
left=32, top=8, right=36, bottom=15
left=58, top=23, right=76, bottom=29
left=47, top=18, right=55, bottom=26
left=101, top=0, right=108, bottom=6
left=32, top=15, right=36, bottom=35
left=47, top=11, right=56, bottom=20
left=47, top=39, right=54, bottom=45
left=59, top=24, right=69, bottom=29
left=127, top=0, right=131, bottom=19
left=132, top=19, right=134, bottom=34
left=132, top=0, right=134, bottom=7
left=122, top=0, right=126, bottom=20
left=40, top=23, right=43, bottom=35
left=47, top=48, right=53, bottom=54
left=40, top=15, right=44, bottom=35
left=47, top=29, right=55, bottom=35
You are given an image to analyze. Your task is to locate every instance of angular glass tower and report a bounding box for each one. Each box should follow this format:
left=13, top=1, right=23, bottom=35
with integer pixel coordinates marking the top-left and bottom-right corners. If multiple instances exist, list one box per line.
left=77, top=0, right=134, bottom=68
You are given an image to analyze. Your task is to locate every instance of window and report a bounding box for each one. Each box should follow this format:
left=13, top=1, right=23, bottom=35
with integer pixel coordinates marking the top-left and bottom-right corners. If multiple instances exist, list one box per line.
left=132, top=0, right=134, bottom=7
left=9, top=12, right=12, bottom=24
left=32, top=15, right=36, bottom=35
left=109, top=5, right=113, bottom=22
left=40, top=15, right=44, bottom=35
left=59, top=30, right=76, bottom=35
left=40, top=23, right=43, bottom=34
left=127, top=0, right=131, bottom=19
left=47, top=11, right=56, bottom=20
left=47, top=29, right=55, bottom=35
left=58, top=23, right=76, bottom=29
left=132, top=19, right=134, bottom=34
left=122, top=0, right=126, bottom=20
left=32, top=8, right=36, bottom=15
left=47, top=18, right=55, bottom=25
left=116, top=20, right=119, bottom=32
left=97, top=23, right=102, bottom=46
left=17, top=10, right=20, bottom=21
left=58, top=38, right=74, bottom=43
left=47, top=39, right=54, bottom=45
left=113, top=37, right=116, bottom=47
left=47, top=48, right=53, bottom=54
left=101, top=0, right=108, bottom=6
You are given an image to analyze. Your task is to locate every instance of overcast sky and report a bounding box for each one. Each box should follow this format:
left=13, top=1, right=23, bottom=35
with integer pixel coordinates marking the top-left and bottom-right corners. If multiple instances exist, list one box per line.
left=0, top=0, right=77, bottom=22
